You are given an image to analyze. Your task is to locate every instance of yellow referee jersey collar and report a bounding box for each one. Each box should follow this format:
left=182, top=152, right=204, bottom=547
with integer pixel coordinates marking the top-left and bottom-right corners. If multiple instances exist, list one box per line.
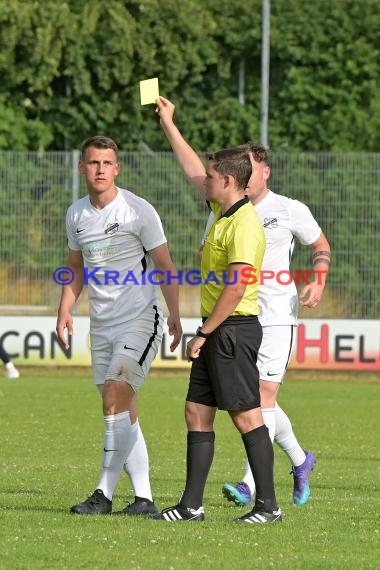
left=220, top=196, right=249, bottom=218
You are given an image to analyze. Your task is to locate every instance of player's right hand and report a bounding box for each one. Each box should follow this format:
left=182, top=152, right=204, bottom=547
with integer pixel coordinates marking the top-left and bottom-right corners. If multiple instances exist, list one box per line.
left=56, top=312, right=73, bottom=350
left=186, top=335, right=206, bottom=362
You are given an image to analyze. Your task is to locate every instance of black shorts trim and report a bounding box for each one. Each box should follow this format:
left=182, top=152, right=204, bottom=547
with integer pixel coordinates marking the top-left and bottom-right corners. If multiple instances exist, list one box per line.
left=138, top=305, right=160, bottom=366
left=283, top=325, right=295, bottom=373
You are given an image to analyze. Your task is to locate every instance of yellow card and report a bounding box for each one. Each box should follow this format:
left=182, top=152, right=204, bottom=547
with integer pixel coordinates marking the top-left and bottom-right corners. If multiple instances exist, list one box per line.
left=139, top=77, right=159, bottom=105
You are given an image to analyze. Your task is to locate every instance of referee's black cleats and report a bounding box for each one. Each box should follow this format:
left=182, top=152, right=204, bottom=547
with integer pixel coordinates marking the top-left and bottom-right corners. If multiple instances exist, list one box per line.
left=70, top=489, right=112, bottom=515
left=113, top=497, right=158, bottom=516
left=153, top=503, right=205, bottom=521
left=234, top=506, right=282, bottom=524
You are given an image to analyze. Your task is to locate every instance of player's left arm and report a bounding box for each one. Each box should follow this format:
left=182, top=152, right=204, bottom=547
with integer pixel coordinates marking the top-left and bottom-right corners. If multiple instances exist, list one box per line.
left=149, top=243, right=183, bottom=351
left=299, top=232, right=331, bottom=308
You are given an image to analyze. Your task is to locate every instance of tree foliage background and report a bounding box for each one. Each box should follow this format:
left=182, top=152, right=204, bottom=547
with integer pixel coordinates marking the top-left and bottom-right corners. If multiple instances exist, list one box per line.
left=1, top=0, right=380, bottom=152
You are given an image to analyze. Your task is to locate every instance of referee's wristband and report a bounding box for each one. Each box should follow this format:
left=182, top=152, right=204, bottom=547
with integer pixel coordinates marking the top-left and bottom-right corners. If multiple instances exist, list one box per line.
left=196, top=326, right=211, bottom=339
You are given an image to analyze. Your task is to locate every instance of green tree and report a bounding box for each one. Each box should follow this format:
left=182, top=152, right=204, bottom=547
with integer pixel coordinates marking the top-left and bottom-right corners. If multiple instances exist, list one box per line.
left=1, top=0, right=380, bottom=152
left=270, top=0, right=380, bottom=151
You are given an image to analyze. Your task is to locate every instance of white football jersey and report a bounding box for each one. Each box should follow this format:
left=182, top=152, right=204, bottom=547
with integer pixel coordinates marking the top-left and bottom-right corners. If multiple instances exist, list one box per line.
left=66, top=187, right=167, bottom=326
left=201, top=190, right=322, bottom=325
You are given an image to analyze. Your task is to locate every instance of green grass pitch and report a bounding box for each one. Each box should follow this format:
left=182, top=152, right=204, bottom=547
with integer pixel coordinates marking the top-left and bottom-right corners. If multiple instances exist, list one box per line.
left=0, top=369, right=379, bottom=569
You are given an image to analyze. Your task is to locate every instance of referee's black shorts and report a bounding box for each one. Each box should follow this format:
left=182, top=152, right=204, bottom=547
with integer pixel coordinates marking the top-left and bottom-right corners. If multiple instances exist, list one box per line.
left=186, top=316, right=262, bottom=411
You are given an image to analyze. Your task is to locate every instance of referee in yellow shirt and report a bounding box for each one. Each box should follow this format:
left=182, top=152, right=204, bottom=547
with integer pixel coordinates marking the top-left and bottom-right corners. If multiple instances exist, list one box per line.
left=155, top=146, right=282, bottom=524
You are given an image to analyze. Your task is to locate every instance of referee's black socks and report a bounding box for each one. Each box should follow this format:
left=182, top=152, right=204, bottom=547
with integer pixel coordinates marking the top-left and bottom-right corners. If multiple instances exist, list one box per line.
left=242, top=425, right=278, bottom=512
left=181, top=431, right=215, bottom=509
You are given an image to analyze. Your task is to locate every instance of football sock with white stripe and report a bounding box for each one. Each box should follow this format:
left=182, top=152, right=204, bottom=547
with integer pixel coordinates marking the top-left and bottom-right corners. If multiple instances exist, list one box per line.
left=180, top=431, right=215, bottom=509
left=123, top=420, right=153, bottom=502
left=242, top=425, right=277, bottom=512
left=274, top=404, right=306, bottom=467
left=97, top=411, right=138, bottom=501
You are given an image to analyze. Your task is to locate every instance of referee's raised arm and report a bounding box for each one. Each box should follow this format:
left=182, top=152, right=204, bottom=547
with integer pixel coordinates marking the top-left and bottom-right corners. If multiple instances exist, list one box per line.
left=155, top=96, right=207, bottom=198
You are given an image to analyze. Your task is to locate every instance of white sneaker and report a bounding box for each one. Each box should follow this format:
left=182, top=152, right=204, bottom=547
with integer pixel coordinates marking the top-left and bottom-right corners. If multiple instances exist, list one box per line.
left=5, top=362, right=20, bottom=379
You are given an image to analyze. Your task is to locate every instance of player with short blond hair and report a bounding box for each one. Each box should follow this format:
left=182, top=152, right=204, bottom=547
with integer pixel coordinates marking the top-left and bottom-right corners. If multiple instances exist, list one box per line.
left=56, top=135, right=182, bottom=516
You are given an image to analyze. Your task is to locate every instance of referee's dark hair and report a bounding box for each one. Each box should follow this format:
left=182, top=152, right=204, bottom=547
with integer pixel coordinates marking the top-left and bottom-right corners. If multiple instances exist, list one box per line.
left=207, top=147, right=252, bottom=190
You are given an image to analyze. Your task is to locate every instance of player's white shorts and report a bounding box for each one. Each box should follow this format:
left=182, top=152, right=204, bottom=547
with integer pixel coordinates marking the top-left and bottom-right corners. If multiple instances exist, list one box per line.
left=257, top=325, right=295, bottom=383
left=90, top=304, right=164, bottom=392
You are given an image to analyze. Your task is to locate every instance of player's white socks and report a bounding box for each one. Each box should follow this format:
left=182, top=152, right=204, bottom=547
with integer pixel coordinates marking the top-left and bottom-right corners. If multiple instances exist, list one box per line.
left=240, top=404, right=308, bottom=492
left=241, top=457, right=255, bottom=491
left=262, top=406, right=277, bottom=442
left=274, top=404, right=306, bottom=467
left=97, top=411, right=138, bottom=501
left=123, top=421, right=153, bottom=502
left=241, top=407, right=276, bottom=492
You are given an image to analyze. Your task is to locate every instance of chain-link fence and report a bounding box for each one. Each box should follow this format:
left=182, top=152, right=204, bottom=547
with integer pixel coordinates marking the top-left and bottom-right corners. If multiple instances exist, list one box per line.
left=0, top=151, right=378, bottom=318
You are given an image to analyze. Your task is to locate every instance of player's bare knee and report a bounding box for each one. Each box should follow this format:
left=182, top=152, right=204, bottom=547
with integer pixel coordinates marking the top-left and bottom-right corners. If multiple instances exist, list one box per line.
left=102, top=379, right=134, bottom=415
left=185, top=401, right=214, bottom=431
left=229, top=408, right=263, bottom=434
left=259, top=380, right=279, bottom=408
